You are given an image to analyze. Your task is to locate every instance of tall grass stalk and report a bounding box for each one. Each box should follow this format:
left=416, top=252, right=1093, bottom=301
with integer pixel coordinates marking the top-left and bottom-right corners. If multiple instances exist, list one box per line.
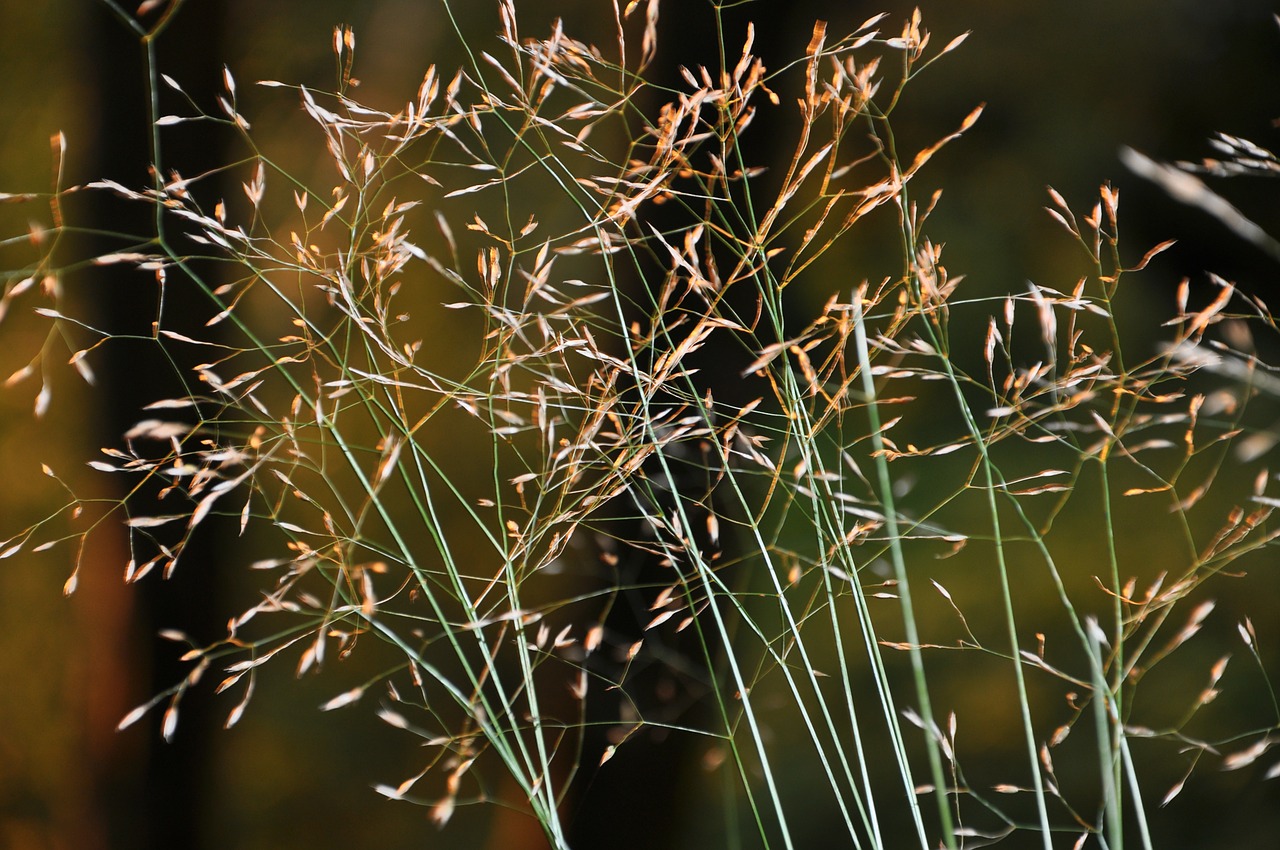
left=5, top=3, right=1280, bottom=848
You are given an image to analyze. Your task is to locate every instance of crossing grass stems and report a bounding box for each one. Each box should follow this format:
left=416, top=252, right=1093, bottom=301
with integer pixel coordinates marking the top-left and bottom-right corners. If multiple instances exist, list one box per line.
left=4, top=2, right=1280, bottom=848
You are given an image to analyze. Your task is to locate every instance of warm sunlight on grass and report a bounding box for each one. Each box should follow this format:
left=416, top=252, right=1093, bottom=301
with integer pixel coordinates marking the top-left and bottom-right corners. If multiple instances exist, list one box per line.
left=5, top=3, right=1280, bottom=848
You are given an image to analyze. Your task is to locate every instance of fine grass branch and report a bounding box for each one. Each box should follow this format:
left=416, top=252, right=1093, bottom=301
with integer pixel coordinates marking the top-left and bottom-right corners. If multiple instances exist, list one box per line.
left=3, top=4, right=1280, bottom=848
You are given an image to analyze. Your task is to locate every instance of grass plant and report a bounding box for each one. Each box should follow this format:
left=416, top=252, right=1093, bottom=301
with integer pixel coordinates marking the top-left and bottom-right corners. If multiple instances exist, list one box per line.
left=4, top=2, right=1280, bottom=847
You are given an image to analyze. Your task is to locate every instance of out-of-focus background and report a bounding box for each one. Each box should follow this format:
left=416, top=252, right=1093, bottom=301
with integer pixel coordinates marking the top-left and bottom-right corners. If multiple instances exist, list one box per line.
left=1, top=2, right=1278, bottom=848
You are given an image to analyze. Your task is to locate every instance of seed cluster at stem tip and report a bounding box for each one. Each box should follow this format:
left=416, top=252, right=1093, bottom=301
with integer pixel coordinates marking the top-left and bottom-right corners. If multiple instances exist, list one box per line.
left=2, top=3, right=1279, bottom=848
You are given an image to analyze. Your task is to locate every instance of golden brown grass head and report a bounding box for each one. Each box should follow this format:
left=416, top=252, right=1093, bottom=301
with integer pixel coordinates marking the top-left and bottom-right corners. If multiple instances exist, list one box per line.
left=5, top=4, right=1280, bottom=848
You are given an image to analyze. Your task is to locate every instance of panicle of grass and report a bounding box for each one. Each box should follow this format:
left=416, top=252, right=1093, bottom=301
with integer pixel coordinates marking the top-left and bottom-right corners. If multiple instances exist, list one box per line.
left=5, top=4, right=1280, bottom=848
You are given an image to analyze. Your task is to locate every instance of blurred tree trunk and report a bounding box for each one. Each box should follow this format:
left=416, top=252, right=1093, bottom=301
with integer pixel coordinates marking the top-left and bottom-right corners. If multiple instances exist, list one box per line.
left=79, top=4, right=231, bottom=848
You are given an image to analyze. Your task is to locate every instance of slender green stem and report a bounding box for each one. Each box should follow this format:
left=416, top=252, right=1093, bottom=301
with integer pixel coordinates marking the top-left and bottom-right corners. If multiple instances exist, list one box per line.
left=853, top=294, right=954, bottom=849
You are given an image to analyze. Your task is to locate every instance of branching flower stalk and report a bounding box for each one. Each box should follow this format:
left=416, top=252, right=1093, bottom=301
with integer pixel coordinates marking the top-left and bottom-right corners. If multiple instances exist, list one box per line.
left=4, top=4, right=1280, bottom=849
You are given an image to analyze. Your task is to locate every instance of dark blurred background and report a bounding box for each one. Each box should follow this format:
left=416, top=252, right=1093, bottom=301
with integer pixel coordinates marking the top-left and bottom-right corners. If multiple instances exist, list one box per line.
left=1, top=1, right=1278, bottom=848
